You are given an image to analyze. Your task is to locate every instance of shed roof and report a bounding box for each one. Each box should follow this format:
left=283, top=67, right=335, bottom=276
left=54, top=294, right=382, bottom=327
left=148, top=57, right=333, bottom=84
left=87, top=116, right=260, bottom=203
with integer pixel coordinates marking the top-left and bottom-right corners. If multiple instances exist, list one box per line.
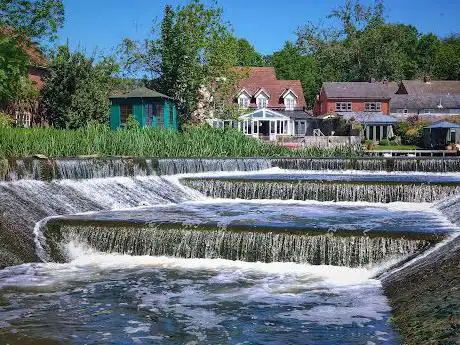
left=110, top=87, right=172, bottom=99
left=424, top=121, right=460, bottom=129
left=322, top=81, right=398, bottom=100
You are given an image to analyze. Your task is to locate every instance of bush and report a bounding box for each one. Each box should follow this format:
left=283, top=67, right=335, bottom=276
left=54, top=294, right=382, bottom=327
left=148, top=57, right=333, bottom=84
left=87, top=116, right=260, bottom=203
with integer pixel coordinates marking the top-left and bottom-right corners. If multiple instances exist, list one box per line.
left=379, top=139, right=390, bottom=146
left=0, top=112, right=12, bottom=128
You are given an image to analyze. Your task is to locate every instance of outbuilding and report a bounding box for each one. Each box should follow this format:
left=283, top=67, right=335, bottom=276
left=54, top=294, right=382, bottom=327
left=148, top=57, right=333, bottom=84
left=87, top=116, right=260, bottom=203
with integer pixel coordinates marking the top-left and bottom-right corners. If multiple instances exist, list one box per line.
left=109, top=87, right=178, bottom=130
left=423, top=121, right=460, bottom=149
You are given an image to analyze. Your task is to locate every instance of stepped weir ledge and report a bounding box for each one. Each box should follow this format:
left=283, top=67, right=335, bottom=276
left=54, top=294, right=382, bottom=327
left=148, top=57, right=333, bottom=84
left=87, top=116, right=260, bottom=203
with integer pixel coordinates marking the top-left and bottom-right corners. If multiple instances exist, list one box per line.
left=0, top=156, right=459, bottom=344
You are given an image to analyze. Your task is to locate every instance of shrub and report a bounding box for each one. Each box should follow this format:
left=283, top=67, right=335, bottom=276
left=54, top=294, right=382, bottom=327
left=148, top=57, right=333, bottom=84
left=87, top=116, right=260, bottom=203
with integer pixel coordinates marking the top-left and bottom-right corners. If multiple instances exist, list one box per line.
left=0, top=112, right=12, bottom=128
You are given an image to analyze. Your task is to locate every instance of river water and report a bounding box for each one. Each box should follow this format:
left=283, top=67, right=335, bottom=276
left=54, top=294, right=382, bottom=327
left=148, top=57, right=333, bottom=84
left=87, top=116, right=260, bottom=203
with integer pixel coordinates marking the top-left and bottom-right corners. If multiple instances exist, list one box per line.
left=1, top=162, right=459, bottom=344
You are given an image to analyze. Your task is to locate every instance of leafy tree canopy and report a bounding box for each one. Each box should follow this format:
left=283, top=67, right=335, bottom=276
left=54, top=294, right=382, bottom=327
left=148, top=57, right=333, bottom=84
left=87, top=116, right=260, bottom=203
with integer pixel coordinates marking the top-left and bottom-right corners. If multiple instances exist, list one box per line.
left=0, top=0, right=64, bottom=42
left=117, top=0, right=240, bottom=123
left=236, top=38, right=265, bottom=67
left=41, top=45, right=120, bottom=129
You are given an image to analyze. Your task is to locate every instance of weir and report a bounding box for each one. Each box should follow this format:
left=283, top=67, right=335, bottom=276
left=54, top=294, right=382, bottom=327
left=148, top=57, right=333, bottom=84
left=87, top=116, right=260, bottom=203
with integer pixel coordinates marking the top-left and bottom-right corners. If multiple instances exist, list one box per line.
left=46, top=224, right=431, bottom=268
left=182, top=178, right=460, bottom=203
left=2, top=156, right=460, bottom=181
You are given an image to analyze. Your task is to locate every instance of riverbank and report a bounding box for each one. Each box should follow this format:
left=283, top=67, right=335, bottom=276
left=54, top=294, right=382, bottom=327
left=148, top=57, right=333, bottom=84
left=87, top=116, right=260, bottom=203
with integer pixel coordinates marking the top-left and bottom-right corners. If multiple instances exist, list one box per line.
left=383, top=235, right=460, bottom=345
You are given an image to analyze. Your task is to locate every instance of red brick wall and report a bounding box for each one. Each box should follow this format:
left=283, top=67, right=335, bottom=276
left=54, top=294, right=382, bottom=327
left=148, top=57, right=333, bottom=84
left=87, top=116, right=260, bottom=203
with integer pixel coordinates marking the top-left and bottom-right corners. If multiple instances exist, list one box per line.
left=314, top=93, right=390, bottom=115
left=28, top=67, right=47, bottom=90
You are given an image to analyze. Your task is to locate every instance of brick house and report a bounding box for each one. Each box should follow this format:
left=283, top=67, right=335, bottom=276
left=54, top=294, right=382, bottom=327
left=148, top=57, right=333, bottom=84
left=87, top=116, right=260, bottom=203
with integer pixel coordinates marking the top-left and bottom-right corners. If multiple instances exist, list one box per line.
left=313, top=81, right=397, bottom=116
left=313, top=81, right=398, bottom=142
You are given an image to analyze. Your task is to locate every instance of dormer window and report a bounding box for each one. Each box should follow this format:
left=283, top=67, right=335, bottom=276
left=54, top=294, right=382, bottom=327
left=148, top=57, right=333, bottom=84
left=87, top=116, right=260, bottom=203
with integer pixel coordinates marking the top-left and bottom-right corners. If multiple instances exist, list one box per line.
left=256, top=96, right=268, bottom=109
left=281, top=89, right=298, bottom=111
left=254, top=89, right=270, bottom=109
left=285, top=97, right=296, bottom=111
left=238, top=94, right=250, bottom=108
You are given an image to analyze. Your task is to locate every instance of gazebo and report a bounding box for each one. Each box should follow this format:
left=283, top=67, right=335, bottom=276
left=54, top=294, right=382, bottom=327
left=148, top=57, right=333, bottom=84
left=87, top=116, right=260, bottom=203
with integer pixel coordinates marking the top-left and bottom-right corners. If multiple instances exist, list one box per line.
left=423, top=121, right=460, bottom=149
left=109, top=87, right=178, bottom=130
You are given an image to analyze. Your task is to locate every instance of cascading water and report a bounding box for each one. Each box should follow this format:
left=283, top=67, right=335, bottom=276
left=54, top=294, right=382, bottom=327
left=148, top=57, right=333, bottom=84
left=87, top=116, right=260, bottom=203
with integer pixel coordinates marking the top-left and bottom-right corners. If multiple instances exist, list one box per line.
left=0, top=158, right=459, bottom=344
left=55, top=225, right=430, bottom=267
left=182, top=178, right=460, bottom=203
left=2, top=157, right=460, bottom=182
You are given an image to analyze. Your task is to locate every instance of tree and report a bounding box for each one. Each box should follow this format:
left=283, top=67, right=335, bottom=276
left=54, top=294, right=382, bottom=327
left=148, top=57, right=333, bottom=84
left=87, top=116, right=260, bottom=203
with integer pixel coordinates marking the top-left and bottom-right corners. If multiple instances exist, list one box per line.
left=41, top=45, right=119, bottom=128
left=434, top=35, right=460, bottom=80
left=118, top=0, right=239, bottom=124
left=0, top=34, right=29, bottom=106
left=0, top=0, right=64, bottom=42
left=236, top=38, right=265, bottom=66
left=416, top=33, right=441, bottom=77
left=268, top=41, right=321, bottom=107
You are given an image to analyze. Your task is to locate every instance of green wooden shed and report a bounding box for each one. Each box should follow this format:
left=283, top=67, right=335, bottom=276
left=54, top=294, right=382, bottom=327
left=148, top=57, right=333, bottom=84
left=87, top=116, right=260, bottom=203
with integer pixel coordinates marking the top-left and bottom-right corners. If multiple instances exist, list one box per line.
left=109, top=87, right=178, bottom=130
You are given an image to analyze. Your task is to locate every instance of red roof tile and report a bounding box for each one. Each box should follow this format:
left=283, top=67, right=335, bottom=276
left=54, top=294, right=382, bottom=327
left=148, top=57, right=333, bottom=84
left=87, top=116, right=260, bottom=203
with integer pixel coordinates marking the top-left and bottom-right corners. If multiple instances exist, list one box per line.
left=233, top=67, right=306, bottom=110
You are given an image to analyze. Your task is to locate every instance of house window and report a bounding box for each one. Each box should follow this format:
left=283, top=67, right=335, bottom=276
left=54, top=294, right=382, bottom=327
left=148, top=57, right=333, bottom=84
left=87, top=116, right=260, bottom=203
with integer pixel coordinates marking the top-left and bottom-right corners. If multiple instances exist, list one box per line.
left=145, top=104, right=155, bottom=127
left=335, top=102, right=352, bottom=112
left=238, top=95, right=250, bottom=108
left=365, top=102, right=381, bottom=112
left=256, top=96, right=268, bottom=109
left=156, top=104, right=164, bottom=128
left=285, top=98, right=296, bottom=111
left=15, top=111, right=31, bottom=127
left=421, top=109, right=432, bottom=115
left=402, top=109, right=408, bottom=114
left=120, top=104, right=132, bottom=124
left=295, top=120, right=306, bottom=136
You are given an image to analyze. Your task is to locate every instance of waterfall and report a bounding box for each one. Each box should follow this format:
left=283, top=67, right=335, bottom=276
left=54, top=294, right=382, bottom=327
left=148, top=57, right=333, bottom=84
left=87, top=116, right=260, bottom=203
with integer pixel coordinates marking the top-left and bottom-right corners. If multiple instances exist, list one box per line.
left=157, top=158, right=271, bottom=175
left=2, top=157, right=460, bottom=182
left=0, top=158, right=159, bottom=181
left=52, top=225, right=430, bottom=268
left=272, top=158, right=460, bottom=172
left=183, top=179, right=460, bottom=203
left=0, top=176, right=201, bottom=266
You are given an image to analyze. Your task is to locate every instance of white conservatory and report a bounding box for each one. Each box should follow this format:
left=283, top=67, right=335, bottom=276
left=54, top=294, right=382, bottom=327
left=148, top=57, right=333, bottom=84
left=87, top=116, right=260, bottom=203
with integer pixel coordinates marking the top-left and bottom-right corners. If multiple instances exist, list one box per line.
left=210, top=108, right=313, bottom=141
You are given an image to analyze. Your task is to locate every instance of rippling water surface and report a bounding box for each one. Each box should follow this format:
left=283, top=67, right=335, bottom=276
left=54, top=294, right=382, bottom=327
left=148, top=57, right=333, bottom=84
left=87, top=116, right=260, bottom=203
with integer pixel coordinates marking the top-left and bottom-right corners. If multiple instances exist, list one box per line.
left=0, top=244, right=399, bottom=345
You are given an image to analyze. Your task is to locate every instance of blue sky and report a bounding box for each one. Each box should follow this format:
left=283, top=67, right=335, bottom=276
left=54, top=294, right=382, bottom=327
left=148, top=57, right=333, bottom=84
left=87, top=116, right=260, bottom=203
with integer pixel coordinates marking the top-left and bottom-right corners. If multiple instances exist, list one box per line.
left=58, top=0, right=460, bottom=56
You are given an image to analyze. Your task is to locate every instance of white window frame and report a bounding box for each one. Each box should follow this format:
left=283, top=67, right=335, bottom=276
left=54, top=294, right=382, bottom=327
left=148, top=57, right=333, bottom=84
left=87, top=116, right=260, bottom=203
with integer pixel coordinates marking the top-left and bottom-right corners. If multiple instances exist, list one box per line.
left=364, top=102, right=381, bottom=112
left=421, top=109, right=432, bottom=115
left=256, top=96, right=268, bottom=109
left=335, top=102, right=352, bottom=112
left=238, top=95, right=250, bottom=109
left=285, top=98, right=296, bottom=111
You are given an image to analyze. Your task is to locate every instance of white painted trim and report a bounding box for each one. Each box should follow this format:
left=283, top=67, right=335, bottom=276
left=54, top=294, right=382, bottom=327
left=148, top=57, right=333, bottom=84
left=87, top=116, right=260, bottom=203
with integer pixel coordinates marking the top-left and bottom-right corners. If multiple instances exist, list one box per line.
left=280, top=88, right=298, bottom=99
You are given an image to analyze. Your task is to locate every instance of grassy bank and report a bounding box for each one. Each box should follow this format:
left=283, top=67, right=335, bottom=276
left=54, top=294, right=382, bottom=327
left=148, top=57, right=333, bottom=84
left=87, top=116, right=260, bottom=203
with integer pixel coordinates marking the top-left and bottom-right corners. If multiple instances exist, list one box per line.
left=0, top=125, right=361, bottom=158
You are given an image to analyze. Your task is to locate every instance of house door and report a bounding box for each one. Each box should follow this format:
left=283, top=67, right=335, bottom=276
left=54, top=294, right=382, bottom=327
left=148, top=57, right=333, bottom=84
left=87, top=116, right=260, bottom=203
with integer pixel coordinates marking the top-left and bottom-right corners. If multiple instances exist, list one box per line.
left=259, top=121, right=270, bottom=138
left=451, top=130, right=456, bottom=144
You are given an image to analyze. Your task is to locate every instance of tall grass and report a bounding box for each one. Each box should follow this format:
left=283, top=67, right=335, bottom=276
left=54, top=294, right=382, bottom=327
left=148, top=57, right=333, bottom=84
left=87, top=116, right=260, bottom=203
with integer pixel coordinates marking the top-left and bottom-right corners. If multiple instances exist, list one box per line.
left=0, top=125, right=361, bottom=158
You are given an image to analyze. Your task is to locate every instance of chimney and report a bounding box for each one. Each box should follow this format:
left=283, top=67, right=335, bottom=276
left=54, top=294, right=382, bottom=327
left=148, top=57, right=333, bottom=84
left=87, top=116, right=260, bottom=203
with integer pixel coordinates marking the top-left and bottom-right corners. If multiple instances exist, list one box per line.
left=423, top=76, right=432, bottom=83
left=382, top=78, right=388, bottom=85
left=370, top=77, right=376, bottom=83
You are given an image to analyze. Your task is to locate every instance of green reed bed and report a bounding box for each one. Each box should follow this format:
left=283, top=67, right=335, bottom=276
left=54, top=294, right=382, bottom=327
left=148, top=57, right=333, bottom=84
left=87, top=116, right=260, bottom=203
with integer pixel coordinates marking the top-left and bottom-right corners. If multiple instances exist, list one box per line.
left=0, top=125, right=361, bottom=158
